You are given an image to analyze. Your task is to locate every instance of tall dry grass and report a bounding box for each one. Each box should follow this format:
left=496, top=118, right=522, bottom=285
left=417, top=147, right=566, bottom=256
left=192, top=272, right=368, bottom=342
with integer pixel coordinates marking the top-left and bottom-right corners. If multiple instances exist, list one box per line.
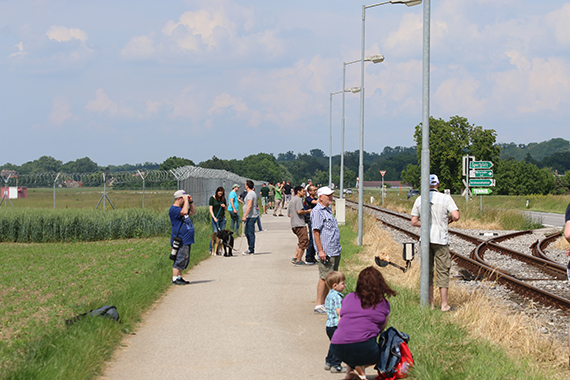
left=347, top=209, right=569, bottom=376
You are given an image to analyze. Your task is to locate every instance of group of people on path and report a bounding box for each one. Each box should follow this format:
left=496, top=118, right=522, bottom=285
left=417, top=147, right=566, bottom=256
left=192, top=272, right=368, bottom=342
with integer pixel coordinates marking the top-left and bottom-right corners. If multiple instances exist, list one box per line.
left=167, top=174, right=465, bottom=379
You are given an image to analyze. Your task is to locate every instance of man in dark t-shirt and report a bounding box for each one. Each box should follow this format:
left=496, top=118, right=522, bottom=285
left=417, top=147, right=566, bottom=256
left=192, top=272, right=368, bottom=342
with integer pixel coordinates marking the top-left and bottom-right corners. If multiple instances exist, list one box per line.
left=283, top=181, right=292, bottom=209
left=303, top=185, right=318, bottom=264
left=260, top=183, right=270, bottom=214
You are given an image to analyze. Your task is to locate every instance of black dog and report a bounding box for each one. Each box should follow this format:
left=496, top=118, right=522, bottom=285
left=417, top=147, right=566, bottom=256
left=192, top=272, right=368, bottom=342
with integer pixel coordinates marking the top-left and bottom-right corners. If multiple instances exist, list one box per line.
left=213, top=229, right=234, bottom=257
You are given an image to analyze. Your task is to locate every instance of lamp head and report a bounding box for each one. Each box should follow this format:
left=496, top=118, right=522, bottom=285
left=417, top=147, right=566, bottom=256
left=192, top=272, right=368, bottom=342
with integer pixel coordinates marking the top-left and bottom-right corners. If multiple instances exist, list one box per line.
left=391, top=0, right=422, bottom=6
left=366, top=54, right=385, bottom=64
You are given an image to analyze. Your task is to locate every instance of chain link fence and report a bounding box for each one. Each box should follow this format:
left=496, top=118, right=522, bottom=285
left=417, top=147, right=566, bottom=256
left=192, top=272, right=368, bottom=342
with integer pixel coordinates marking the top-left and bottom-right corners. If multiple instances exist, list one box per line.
left=170, top=166, right=263, bottom=207
left=1, top=166, right=263, bottom=208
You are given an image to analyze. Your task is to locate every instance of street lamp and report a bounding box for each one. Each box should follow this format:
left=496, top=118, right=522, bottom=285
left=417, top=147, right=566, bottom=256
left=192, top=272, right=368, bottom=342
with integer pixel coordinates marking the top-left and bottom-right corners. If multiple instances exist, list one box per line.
left=357, top=0, right=422, bottom=246
left=340, top=54, right=384, bottom=199
left=329, top=87, right=362, bottom=188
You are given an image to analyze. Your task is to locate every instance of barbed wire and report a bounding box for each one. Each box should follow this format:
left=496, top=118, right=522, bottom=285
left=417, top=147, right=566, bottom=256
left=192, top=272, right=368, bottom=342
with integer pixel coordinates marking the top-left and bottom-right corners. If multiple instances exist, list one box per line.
left=1, top=170, right=174, bottom=187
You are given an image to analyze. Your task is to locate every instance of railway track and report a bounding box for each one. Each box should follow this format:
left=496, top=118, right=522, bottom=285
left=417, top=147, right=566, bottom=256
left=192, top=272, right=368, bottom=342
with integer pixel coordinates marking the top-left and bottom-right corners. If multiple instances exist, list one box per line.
left=345, top=199, right=570, bottom=311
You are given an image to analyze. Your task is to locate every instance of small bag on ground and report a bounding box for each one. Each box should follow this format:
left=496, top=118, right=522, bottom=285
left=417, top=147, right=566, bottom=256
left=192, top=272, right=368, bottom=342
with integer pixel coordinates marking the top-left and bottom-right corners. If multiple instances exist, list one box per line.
left=65, top=305, right=120, bottom=326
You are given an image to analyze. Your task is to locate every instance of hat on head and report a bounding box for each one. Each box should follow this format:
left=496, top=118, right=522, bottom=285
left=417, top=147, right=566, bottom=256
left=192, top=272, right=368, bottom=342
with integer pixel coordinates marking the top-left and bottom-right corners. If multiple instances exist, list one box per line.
left=232, top=184, right=239, bottom=189
left=429, top=174, right=439, bottom=186
left=317, top=186, right=334, bottom=197
left=174, top=190, right=186, bottom=198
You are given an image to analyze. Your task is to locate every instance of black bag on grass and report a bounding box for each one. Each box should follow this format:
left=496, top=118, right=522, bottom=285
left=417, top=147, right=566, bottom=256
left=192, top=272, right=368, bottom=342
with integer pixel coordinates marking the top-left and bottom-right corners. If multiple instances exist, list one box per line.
left=65, top=305, right=120, bottom=326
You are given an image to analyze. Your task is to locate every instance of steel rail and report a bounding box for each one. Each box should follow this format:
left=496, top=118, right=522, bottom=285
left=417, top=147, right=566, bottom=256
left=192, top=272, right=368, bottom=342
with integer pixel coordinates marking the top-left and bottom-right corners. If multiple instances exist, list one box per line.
left=345, top=199, right=570, bottom=310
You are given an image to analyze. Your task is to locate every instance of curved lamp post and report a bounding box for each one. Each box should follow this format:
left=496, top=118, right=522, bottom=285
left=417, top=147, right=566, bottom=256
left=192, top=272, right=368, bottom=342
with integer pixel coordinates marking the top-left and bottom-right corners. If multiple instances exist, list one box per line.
left=329, top=86, right=361, bottom=188
left=357, top=0, right=422, bottom=246
left=340, top=54, right=384, bottom=199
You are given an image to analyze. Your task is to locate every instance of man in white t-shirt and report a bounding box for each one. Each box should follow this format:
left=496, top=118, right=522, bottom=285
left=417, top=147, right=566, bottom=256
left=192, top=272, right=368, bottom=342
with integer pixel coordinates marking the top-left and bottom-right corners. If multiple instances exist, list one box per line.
left=411, top=174, right=460, bottom=312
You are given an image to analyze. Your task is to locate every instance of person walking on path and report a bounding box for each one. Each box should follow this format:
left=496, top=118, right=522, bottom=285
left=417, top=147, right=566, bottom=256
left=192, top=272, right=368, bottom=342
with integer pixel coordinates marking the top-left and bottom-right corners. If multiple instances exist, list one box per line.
left=268, top=182, right=275, bottom=210
left=242, top=180, right=259, bottom=254
left=288, top=185, right=311, bottom=265
left=228, top=184, right=241, bottom=235
left=260, top=183, right=270, bottom=214
left=410, top=174, right=460, bottom=312
left=169, top=190, right=196, bottom=285
left=311, top=186, right=342, bottom=314
left=324, top=271, right=346, bottom=373
left=273, top=182, right=284, bottom=216
left=304, top=185, right=318, bottom=264
left=208, top=186, right=227, bottom=253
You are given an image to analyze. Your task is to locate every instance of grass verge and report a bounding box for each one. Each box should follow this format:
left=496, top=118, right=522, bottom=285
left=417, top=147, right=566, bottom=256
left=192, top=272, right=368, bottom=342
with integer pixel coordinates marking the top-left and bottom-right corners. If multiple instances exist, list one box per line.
left=0, top=220, right=211, bottom=379
left=337, top=209, right=569, bottom=380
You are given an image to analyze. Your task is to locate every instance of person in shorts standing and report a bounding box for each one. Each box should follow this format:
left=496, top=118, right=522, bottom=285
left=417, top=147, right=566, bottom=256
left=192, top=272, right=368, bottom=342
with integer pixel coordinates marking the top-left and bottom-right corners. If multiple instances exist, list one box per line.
left=260, top=183, right=270, bottom=214
left=311, top=186, right=342, bottom=314
left=169, top=190, right=196, bottom=285
left=242, top=180, right=259, bottom=255
left=268, top=182, right=275, bottom=210
left=410, top=174, right=459, bottom=312
left=288, top=186, right=311, bottom=265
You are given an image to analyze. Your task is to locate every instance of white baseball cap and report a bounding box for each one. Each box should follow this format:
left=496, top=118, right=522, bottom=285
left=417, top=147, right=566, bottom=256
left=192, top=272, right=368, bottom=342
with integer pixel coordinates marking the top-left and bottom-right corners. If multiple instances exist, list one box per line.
left=429, top=174, right=439, bottom=186
left=174, top=190, right=186, bottom=198
left=317, top=186, right=334, bottom=197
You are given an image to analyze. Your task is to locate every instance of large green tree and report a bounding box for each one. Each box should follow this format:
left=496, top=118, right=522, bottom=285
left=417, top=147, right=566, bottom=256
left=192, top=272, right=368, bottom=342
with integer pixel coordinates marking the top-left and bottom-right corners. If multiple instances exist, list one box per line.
left=402, top=116, right=501, bottom=193
left=159, top=156, right=195, bottom=171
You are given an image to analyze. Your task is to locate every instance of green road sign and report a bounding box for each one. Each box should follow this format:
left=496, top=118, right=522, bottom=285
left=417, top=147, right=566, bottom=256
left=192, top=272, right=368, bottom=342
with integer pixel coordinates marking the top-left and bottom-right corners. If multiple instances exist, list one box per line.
left=469, top=179, right=495, bottom=187
left=469, top=170, right=493, bottom=178
left=469, top=161, right=493, bottom=169
left=472, top=188, right=492, bottom=195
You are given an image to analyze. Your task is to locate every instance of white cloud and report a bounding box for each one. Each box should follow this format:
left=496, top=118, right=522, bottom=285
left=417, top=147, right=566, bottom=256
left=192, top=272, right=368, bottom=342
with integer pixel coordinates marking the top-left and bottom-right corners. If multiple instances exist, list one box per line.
left=86, top=89, right=118, bottom=114
left=121, top=1, right=286, bottom=61
left=121, top=35, right=156, bottom=60
left=546, top=3, right=570, bottom=46
left=48, top=96, right=74, bottom=126
left=492, top=52, right=570, bottom=113
left=85, top=89, right=136, bottom=118
left=46, top=25, right=88, bottom=44
left=8, top=42, right=26, bottom=58
left=208, top=93, right=262, bottom=127
left=434, top=76, right=487, bottom=116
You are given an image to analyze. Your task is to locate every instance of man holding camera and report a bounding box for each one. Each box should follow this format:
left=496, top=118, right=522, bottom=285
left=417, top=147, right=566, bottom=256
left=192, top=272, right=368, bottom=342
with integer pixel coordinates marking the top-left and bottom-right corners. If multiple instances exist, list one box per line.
left=311, top=186, right=342, bottom=314
left=169, top=190, right=196, bottom=285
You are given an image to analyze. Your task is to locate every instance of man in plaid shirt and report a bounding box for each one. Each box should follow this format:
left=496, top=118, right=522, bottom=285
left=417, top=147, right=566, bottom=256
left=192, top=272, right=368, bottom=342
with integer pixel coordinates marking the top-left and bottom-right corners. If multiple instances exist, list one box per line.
left=311, top=186, right=342, bottom=314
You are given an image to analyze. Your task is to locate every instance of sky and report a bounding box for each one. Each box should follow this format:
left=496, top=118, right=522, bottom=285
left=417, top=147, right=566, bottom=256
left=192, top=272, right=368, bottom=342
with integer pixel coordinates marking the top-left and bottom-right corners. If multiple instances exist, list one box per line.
left=1, top=0, right=570, bottom=166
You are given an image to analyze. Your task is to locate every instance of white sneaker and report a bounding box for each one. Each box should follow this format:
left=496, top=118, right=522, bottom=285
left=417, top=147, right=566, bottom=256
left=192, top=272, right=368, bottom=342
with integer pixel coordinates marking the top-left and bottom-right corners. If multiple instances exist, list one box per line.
left=314, top=305, right=326, bottom=314
left=242, top=250, right=250, bottom=255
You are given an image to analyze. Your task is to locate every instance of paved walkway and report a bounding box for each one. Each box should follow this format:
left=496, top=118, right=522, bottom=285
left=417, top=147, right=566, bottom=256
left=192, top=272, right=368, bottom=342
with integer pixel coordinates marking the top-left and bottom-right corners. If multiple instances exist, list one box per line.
left=100, top=212, right=353, bottom=380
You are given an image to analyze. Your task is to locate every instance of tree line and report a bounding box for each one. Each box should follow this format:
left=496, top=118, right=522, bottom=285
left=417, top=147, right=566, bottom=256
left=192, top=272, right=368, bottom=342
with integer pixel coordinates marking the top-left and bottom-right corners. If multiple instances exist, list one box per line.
left=2, top=118, right=569, bottom=195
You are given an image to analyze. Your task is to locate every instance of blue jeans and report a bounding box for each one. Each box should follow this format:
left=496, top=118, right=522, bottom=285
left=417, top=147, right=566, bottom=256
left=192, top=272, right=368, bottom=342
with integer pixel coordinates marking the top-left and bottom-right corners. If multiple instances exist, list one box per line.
left=245, top=217, right=256, bottom=253
left=325, top=326, right=342, bottom=367
left=209, top=218, right=227, bottom=251
left=230, top=211, right=240, bottom=235
left=306, top=221, right=316, bottom=262
left=256, top=215, right=263, bottom=231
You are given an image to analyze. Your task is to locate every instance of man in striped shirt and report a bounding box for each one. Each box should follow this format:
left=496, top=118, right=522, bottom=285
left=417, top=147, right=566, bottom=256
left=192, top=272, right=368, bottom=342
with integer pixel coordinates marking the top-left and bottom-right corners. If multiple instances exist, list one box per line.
left=311, top=186, right=342, bottom=314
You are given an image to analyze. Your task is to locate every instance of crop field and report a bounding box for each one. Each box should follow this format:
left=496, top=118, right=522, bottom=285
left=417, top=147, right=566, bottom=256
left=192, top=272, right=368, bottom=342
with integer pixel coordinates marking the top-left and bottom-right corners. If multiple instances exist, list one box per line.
left=0, top=188, right=212, bottom=379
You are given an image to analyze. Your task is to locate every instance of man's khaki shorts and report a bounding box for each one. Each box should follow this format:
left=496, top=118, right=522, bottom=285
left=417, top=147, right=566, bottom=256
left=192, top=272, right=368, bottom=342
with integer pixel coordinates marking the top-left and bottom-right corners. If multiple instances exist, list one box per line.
left=292, top=226, right=309, bottom=250
left=429, top=243, right=451, bottom=288
left=318, top=255, right=341, bottom=280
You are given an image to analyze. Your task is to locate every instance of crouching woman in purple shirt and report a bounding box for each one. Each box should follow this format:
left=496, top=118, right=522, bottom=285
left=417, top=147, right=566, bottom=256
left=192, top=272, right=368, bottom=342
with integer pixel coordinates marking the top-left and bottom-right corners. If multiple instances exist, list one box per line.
left=330, top=266, right=397, bottom=380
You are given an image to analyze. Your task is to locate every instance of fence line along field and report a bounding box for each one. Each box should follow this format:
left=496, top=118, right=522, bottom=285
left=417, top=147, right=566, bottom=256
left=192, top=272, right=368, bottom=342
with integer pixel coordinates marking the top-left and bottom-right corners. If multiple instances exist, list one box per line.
left=0, top=189, right=212, bottom=379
